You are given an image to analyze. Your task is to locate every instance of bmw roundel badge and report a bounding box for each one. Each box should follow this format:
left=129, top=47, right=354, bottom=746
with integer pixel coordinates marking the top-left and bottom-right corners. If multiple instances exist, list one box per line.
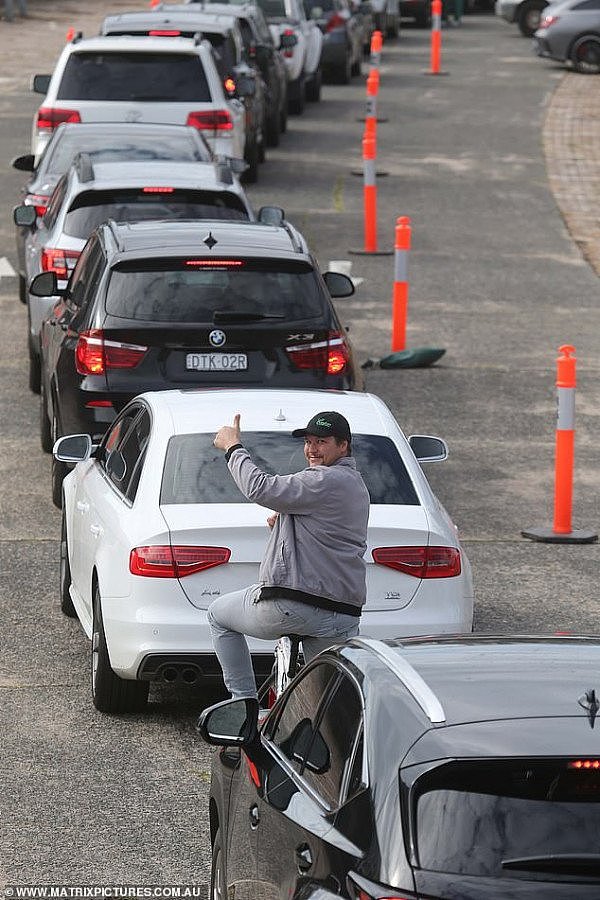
left=209, top=329, right=227, bottom=348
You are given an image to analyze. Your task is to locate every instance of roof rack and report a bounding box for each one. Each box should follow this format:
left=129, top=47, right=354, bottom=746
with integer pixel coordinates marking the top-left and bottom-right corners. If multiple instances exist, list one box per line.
left=349, top=637, right=446, bottom=724
left=106, top=219, right=125, bottom=252
left=73, top=151, right=94, bottom=183
left=281, top=219, right=303, bottom=254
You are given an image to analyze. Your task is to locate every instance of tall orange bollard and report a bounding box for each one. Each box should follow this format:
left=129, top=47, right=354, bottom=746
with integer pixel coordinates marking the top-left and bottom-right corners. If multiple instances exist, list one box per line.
left=370, top=29, right=383, bottom=69
left=363, top=135, right=377, bottom=253
left=428, top=0, right=447, bottom=75
left=391, top=217, right=411, bottom=351
left=365, top=70, right=379, bottom=138
left=522, top=345, right=597, bottom=544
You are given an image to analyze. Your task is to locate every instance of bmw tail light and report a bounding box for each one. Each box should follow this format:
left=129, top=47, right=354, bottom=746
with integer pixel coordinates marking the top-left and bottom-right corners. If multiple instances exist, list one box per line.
left=75, top=329, right=148, bottom=376
left=36, top=107, right=81, bottom=133
left=347, top=871, right=417, bottom=899
left=286, top=331, right=349, bottom=375
left=41, top=247, right=81, bottom=278
left=372, top=546, right=461, bottom=578
left=130, top=545, right=231, bottom=578
left=186, top=110, right=233, bottom=132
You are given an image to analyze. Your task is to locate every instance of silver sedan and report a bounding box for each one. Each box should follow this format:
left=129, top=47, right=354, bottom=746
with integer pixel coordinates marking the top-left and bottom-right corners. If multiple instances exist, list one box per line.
left=534, top=0, right=600, bottom=73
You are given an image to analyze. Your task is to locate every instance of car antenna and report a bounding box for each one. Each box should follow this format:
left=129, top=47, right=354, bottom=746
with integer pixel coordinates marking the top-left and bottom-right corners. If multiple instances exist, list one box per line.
left=578, top=689, right=599, bottom=729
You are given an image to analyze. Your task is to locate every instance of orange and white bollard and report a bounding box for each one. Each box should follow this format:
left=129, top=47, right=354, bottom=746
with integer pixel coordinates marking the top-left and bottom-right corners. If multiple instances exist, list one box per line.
left=522, top=345, right=597, bottom=544
left=365, top=70, right=379, bottom=138
left=391, top=217, right=411, bottom=351
left=363, top=135, right=377, bottom=253
left=370, top=30, right=383, bottom=69
left=429, top=0, right=444, bottom=75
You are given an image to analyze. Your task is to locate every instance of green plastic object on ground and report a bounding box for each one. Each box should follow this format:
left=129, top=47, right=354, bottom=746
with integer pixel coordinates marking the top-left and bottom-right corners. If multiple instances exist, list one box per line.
left=379, top=347, right=446, bottom=369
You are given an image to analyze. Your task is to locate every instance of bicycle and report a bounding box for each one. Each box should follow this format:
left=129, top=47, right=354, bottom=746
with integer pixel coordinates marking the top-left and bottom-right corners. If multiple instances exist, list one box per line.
left=258, top=634, right=304, bottom=708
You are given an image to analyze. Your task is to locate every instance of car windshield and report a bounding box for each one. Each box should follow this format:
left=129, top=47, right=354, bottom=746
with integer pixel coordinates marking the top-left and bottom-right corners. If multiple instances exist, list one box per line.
left=160, top=432, right=419, bottom=505
left=57, top=52, right=211, bottom=102
left=105, top=258, right=326, bottom=322
left=256, top=0, right=288, bottom=15
left=63, top=191, right=248, bottom=238
left=414, top=759, right=600, bottom=878
left=42, top=133, right=209, bottom=175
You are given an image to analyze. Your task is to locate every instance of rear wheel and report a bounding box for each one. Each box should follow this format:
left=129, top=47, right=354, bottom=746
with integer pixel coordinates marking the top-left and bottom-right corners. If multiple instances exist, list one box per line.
left=242, top=138, right=259, bottom=184
left=265, top=109, right=280, bottom=146
left=350, top=51, right=362, bottom=76
left=279, top=96, right=288, bottom=133
left=92, top=584, right=149, bottom=714
left=305, top=66, right=322, bottom=102
left=517, top=0, right=545, bottom=36
left=570, top=35, right=600, bottom=73
left=60, top=508, right=77, bottom=618
left=288, top=75, right=306, bottom=115
left=210, top=829, right=226, bottom=900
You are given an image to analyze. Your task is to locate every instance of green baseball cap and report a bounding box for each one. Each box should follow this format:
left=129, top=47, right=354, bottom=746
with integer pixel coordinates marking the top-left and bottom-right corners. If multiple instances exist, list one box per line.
left=292, top=411, right=351, bottom=442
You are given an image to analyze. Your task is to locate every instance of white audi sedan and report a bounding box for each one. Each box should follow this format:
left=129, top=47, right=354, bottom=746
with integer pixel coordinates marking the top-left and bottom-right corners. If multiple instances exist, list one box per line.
left=55, top=388, right=474, bottom=713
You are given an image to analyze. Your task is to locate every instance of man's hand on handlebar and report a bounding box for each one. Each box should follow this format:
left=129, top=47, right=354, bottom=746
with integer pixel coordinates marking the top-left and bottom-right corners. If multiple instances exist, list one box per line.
left=214, top=413, right=241, bottom=452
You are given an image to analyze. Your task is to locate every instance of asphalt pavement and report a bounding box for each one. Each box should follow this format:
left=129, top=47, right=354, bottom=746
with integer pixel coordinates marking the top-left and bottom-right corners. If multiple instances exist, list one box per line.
left=1, top=0, right=599, bottom=887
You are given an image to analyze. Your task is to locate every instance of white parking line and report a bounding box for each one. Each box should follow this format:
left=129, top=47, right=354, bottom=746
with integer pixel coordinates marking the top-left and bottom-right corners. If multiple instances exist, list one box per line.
left=0, top=257, right=17, bottom=279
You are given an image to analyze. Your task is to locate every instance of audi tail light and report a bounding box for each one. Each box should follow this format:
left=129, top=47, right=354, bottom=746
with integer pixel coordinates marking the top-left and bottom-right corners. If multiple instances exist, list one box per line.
left=25, top=193, right=50, bottom=217
left=372, top=546, right=461, bottom=578
left=286, top=331, right=350, bottom=375
left=130, top=545, right=231, bottom=578
left=41, top=247, right=81, bottom=279
left=36, top=107, right=81, bottom=134
left=186, top=110, right=233, bottom=132
left=75, top=329, right=148, bottom=376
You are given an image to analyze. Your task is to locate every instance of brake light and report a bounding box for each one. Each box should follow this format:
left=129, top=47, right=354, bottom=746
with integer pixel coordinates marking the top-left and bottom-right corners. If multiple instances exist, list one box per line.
left=568, top=760, right=600, bottom=769
left=75, top=329, right=148, bottom=376
left=142, top=186, right=175, bottom=193
left=224, top=77, right=236, bottom=95
left=326, top=12, right=345, bottom=31
left=41, top=247, right=81, bottom=278
left=283, top=27, right=295, bottom=57
left=185, top=259, right=244, bottom=267
left=539, top=14, right=559, bottom=27
left=372, top=546, right=461, bottom=578
left=130, top=545, right=231, bottom=577
left=85, top=400, right=114, bottom=408
left=26, top=193, right=50, bottom=217
left=36, top=107, right=81, bottom=133
left=246, top=755, right=261, bottom=787
left=286, top=331, right=349, bottom=375
left=186, top=110, right=233, bottom=131
left=148, top=29, right=181, bottom=35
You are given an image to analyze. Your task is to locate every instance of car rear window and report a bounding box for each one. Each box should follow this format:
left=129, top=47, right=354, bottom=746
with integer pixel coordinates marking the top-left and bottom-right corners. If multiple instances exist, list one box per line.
left=57, top=52, right=211, bottom=102
left=43, top=132, right=209, bottom=175
left=414, top=759, right=600, bottom=878
left=160, top=432, right=419, bottom=505
left=105, top=258, right=326, bottom=322
left=63, top=190, right=248, bottom=238
left=256, top=0, right=288, bottom=16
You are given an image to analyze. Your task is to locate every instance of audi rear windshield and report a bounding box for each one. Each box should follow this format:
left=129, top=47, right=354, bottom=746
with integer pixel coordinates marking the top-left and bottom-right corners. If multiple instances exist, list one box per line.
left=105, top=258, right=326, bottom=322
left=57, top=52, right=211, bottom=102
left=63, top=190, right=248, bottom=238
left=413, top=759, right=600, bottom=879
left=160, top=432, right=419, bottom=505
left=43, top=132, right=209, bottom=176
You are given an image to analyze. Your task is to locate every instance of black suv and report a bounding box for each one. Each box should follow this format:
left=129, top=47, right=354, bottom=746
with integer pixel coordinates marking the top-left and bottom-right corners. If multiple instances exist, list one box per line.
left=31, top=218, right=359, bottom=506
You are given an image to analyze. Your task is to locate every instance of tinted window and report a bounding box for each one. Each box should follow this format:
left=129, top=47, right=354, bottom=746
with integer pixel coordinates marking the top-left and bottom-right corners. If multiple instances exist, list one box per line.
left=101, top=408, right=151, bottom=499
left=415, top=759, right=600, bottom=878
left=205, top=33, right=239, bottom=75
left=67, top=237, right=104, bottom=307
left=57, top=52, right=211, bottom=102
left=63, top=190, right=248, bottom=238
left=105, top=259, right=326, bottom=322
left=160, top=432, right=419, bottom=505
left=43, top=131, right=210, bottom=176
left=43, top=175, right=69, bottom=231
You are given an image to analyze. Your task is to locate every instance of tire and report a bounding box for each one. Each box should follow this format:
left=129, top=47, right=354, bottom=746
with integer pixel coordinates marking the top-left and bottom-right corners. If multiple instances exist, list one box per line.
left=288, top=76, right=306, bottom=115
left=517, top=0, right=546, bottom=37
left=265, top=110, right=280, bottom=147
left=19, top=273, right=27, bottom=305
left=305, top=65, right=322, bottom=102
left=386, top=15, right=400, bottom=38
left=242, top=138, right=259, bottom=184
left=91, top=584, right=149, bottom=714
left=332, top=53, right=352, bottom=84
left=60, top=508, right=77, bottom=618
left=570, top=35, right=600, bottom=74
left=39, top=380, right=52, bottom=453
left=351, top=51, right=362, bottom=77
left=279, top=97, right=288, bottom=133
left=210, top=829, right=226, bottom=900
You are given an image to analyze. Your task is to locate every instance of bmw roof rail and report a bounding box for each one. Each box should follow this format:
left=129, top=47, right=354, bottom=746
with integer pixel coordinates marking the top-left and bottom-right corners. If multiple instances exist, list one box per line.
left=347, top=638, right=446, bottom=725
left=105, top=219, right=125, bottom=252
left=73, top=152, right=94, bottom=183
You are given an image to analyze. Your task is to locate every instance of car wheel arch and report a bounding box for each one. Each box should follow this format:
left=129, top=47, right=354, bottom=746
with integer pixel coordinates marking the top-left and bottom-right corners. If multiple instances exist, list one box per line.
left=568, top=31, right=600, bottom=58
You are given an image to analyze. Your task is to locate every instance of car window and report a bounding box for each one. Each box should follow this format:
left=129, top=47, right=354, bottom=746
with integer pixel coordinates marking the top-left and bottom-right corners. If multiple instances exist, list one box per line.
left=205, top=32, right=239, bottom=75
left=63, top=189, right=248, bottom=239
left=57, top=52, right=212, bottom=102
left=160, top=432, right=420, bottom=505
left=68, top=237, right=105, bottom=307
left=100, top=408, right=151, bottom=499
left=43, top=132, right=210, bottom=176
left=256, top=0, right=287, bottom=17
left=268, top=662, right=338, bottom=772
left=573, top=0, right=600, bottom=8
left=43, top=175, right=69, bottom=231
left=414, top=759, right=600, bottom=878
left=105, top=258, right=326, bottom=323
left=299, top=674, right=363, bottom=809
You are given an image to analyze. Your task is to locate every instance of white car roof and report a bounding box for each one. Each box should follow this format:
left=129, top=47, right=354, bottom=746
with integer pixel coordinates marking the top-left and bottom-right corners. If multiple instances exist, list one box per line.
left=76, top=160, right=240, bottom=192
left=142, top=389, right=398, bottom=437
left=64, top=34, right=210, bottom=54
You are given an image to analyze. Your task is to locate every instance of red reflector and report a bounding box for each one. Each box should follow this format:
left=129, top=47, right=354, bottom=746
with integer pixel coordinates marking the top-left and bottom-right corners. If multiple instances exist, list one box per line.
left=186, top=110, right=233, bottom=131
left=26, top=194, right=50, bottom=217
left=36, top=107, right=81, bottom=132
left=286, top=331, right=349, bottom=374
left=41, top=247, right=81, bottom=279
left=185, top=259, right=244, bottom=267
left=75, top=330, right=147, bottom=376
left=84, top=400, right=114, bottom=408
left=129, top=545, right=231, bottom=578
left=148, top=29, right=181, bottom=35
left=142, top=186, right=175, bottom=193
left=372, top=546, right=461, bottom=578
left=246, top=755, right=261, bottom=787
left=568, top=760, right=600, bottom=769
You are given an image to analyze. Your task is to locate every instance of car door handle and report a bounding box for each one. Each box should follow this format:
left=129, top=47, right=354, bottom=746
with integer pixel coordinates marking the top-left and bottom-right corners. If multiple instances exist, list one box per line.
left=76, top=501, right=89, bottom=513
left=295, top=843, right=313, bottom=873
left=249, top=804, right=260, bottom=829
left=90, top=524, right=103, bottom=537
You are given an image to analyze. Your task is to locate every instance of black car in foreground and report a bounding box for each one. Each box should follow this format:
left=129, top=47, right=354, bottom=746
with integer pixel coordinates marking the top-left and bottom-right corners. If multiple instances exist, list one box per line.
left=199, top=634, right=600, bottom=899
left=31, top=217, right=358, bottom=506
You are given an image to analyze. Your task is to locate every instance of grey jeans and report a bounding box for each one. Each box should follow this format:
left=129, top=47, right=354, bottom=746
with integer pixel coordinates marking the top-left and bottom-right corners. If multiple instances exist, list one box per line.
left=207, top=583, right=360, bottom=698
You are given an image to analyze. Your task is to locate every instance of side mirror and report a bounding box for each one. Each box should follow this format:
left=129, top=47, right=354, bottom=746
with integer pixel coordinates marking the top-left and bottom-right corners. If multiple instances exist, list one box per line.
left=279, top=31, right=298, bottom=49
left=408, top=435, right=448, bottom=463
left=323, top=271, right=355, bottom=298
left=197, top=697, right=259, bottom=747
left=53, top=434, right=94, bottom=463
left=29, top=271, right=62, bottom=297
left=236, top=74, right=256, bottom=97
left=12, top=154, right=36, bottom=172
left=258, top=205, right=285, bottom=226
left=32, top=74, right=51, bottom=95
left=13, top=205, right=38, bottom=228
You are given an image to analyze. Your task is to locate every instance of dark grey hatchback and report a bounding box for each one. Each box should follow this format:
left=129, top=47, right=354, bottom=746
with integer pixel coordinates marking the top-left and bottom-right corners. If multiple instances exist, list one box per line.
left=33, top=218, right=359, bottom=506
left=199, top=635, right=600, bottom=899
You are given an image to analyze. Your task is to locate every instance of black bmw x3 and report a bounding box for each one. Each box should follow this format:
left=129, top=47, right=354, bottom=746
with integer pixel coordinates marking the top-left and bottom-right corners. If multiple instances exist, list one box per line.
left=31, top=218, right=360, bottom=506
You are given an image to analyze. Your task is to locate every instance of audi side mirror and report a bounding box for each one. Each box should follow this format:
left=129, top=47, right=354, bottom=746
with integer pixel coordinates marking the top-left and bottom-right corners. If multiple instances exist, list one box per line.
left=323, top=271, right=354, bottom=298
left=197, top=697, right=259, bottom=746
left=29, top=271, right=61, bottom=297
left=53, top=434, right=94, bottom=463
left=12, top=154, right=36, bottom=172
left=408, top=435, right=448, bottom=463
left=13, top=205, right=37, bottom=228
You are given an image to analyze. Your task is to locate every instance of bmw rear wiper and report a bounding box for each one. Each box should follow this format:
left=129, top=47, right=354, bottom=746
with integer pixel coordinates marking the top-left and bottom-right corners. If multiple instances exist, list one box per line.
left=212, top=311, right=286, bottom=323
left=501, top=854, right=600, bottom=874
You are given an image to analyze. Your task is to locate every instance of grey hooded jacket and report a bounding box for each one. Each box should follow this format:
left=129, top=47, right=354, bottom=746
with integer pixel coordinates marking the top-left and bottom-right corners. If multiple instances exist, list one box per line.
left=227, top=448, right=370, bottom=613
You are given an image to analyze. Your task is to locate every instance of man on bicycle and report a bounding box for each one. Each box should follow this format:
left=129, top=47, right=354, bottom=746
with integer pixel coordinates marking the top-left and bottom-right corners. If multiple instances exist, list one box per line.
left=209, top=410, right=370, bottom=698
